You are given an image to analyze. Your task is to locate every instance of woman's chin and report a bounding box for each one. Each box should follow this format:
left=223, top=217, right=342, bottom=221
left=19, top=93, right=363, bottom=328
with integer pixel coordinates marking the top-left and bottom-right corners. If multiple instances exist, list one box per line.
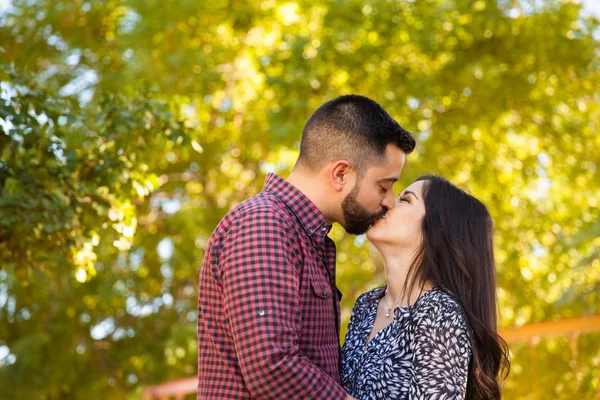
left=366, top=220, right=383, bottom=241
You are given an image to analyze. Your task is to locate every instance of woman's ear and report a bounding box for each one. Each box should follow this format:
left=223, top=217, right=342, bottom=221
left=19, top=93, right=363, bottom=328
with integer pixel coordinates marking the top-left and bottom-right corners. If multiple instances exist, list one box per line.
left=330, top=161, right=354, bottom=191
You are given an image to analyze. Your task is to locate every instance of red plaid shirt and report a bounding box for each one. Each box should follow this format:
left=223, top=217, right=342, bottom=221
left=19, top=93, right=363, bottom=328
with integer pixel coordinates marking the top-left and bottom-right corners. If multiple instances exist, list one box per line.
left=197, top=173, right=347, bottom=399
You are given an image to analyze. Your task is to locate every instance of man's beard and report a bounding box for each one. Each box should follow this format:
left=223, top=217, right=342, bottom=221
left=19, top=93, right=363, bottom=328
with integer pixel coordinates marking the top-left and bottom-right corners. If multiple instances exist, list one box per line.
left=341, top=184, right=388, bottom=235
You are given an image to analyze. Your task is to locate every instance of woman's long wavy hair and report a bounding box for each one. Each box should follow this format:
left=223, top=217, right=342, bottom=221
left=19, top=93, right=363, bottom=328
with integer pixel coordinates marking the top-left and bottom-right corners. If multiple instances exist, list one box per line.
left=382, top=175, right=510, bottom=399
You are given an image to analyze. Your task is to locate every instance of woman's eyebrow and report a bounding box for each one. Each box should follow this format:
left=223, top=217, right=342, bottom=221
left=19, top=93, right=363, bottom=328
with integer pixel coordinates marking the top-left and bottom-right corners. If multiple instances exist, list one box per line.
left=402, top=190, right=419, bottom=201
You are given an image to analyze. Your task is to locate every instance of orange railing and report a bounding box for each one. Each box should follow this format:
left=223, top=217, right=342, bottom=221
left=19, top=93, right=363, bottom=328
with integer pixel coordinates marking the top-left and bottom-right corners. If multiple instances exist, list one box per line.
left=144, top=315, right=600, bottom=399
left=144, top=376, right=198, bottom=399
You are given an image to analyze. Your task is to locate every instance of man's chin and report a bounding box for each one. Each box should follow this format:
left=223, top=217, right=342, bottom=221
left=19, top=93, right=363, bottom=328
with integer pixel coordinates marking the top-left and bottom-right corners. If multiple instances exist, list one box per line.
left=344, top=219, right=379, bottom=235
left=343, top=222, right=369, bottom=235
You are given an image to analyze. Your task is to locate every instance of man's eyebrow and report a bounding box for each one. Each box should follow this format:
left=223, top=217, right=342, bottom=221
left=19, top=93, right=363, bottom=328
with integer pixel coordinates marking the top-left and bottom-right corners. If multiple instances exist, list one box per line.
left=377, top=177, right=398, bottom=184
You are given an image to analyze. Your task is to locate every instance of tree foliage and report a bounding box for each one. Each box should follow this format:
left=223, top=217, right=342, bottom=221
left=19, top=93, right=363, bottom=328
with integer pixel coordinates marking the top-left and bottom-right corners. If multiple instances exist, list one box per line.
left=1, top=0, right=599, bottom=398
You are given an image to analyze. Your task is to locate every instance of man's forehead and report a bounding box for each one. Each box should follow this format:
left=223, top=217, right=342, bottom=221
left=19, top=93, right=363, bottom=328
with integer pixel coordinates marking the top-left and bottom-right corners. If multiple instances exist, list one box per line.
left=364, top=165, right=401, bottom=182
left=372, top=146, right=406, bottom=170
left=385, top=145, right=407, bottom=164
left=362, top=146, right=405, bottom=180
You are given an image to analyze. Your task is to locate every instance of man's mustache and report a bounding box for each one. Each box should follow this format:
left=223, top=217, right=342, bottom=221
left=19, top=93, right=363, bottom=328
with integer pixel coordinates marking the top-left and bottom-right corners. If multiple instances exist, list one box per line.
left=370, top=208, right=388, bottom=222
left=364, top=208, right=388, bottom=230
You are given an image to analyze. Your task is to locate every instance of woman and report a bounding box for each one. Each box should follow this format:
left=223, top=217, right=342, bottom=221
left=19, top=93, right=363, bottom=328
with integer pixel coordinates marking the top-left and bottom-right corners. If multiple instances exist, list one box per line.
left=341, top=175, right=510, bottom=400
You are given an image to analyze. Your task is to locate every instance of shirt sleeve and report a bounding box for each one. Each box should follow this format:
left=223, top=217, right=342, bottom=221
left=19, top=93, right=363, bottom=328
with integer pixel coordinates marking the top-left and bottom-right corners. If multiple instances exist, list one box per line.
left=341, top=292, right=370, bottom=387
left=408, top=306, right=472, bottom=399
left=219, top=208, right=347, bottom=400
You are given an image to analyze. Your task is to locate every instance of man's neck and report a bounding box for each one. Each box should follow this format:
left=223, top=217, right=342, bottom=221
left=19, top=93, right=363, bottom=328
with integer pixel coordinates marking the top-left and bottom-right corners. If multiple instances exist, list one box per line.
left=286, top=169, right=335, bottom=224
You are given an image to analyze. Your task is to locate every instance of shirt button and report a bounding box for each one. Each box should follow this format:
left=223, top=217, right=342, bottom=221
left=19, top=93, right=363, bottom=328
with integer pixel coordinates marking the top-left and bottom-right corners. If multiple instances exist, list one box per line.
left=308, top=229, right=313, bottom=234
left=322, top=290, right=327, bottom=296
left=321, top=226, right=327, bottom=232
left=258, top=310, right=266, bottom=316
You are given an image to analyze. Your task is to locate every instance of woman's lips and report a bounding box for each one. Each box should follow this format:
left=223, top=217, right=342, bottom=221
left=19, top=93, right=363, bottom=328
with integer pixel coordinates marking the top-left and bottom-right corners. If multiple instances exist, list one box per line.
left=368, top=214, right=387, bottom=229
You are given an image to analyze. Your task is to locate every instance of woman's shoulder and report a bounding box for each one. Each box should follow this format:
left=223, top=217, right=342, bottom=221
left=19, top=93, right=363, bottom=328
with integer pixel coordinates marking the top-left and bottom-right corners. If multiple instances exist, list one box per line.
left=352, top=287, right=384, bottom=313
left=412, top=287, right=469, bottom=330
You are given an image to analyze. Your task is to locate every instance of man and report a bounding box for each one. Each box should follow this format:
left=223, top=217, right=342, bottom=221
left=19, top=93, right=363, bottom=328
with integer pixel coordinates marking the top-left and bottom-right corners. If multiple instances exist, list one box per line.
left=197, top=95, right=415, bottom=399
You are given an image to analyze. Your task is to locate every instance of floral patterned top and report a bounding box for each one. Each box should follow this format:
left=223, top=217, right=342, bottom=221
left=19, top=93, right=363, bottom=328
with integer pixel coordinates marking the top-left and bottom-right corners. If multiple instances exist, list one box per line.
left=341, top=287, right=472, bottom=400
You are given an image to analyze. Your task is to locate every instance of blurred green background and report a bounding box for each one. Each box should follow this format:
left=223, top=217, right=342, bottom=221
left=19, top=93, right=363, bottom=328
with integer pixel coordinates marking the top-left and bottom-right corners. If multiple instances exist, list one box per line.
left=1, top=0, right=599, bottom=398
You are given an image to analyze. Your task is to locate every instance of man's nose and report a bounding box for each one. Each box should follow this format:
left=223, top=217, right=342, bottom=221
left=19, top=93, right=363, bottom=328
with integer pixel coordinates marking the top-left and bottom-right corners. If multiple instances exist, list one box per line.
left=381, top=190, right=395, bottom=210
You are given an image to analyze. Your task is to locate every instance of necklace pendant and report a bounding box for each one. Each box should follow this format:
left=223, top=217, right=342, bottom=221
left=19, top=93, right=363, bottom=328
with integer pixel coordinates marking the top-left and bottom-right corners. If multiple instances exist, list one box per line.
left=385, top=309, right=391, bottom=318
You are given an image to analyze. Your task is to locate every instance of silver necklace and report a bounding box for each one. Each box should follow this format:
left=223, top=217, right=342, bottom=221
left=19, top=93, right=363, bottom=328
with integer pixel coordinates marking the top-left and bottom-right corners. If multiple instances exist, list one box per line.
left=383, top=289, right=405, bottom=318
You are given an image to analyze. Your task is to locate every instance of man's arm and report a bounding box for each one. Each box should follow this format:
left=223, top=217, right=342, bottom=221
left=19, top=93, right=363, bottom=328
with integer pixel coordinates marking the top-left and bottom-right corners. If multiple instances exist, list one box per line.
left=220, top=208, right=347, bottom=399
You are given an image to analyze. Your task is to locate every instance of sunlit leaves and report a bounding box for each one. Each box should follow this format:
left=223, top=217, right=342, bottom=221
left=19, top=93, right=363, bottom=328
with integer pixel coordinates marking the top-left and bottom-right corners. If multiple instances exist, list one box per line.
left=1, top=0, right=599, bottom=398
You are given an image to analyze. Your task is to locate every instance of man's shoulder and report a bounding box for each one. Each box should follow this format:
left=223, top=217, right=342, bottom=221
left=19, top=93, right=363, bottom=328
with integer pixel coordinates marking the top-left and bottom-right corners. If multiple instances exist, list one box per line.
left=234, top=191, right=293, bottom=221
left=215, top=191, right=296, bottom=235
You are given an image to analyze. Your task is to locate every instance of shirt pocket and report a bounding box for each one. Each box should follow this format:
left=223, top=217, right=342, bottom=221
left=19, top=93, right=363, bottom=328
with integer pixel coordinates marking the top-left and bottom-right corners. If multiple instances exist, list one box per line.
left=311, top=278, right=332, bottom=299
left=305, top=274, right=337, bottom=345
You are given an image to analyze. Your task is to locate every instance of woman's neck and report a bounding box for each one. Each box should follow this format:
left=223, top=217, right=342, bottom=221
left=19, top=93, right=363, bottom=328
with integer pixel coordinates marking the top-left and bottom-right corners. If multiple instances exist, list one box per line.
left=382, top=249, right=432, bottom=307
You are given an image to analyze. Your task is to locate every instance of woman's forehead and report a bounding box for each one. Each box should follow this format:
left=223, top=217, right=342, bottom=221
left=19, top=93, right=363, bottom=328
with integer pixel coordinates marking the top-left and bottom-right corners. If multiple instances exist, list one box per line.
left=403, top=180, right=425, bottom=194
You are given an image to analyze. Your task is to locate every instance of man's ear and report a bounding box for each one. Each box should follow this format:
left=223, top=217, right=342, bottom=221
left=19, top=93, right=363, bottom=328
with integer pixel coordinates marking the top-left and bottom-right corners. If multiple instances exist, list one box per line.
left=330, top=161, right=354, bottom=192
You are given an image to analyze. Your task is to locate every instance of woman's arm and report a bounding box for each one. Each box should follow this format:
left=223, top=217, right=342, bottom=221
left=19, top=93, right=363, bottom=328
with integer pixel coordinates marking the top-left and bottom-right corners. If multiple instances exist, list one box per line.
left=408, top=306, right=472, bottom=399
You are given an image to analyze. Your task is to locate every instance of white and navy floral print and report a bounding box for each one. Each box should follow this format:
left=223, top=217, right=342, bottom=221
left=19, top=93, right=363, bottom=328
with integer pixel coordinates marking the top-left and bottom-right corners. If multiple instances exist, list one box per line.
left=341, top=287, right=472, bottom=400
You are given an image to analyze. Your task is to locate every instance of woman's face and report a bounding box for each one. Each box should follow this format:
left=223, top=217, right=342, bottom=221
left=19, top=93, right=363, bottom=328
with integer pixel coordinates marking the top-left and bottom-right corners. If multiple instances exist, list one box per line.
left=366, top=180, right=426, bottom=251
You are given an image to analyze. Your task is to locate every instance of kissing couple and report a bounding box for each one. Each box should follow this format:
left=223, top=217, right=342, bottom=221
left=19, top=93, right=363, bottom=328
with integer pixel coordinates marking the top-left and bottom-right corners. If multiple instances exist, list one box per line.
left=198, top=95, right=509, bottom=400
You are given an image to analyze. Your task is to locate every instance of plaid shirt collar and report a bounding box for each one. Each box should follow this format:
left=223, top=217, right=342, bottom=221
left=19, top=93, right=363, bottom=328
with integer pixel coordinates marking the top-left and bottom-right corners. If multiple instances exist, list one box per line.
left=263, top=173, right=332, bottom=238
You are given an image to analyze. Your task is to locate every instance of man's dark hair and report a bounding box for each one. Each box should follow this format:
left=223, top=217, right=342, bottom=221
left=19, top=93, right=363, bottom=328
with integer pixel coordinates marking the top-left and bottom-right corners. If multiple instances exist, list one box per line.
left=297, top=94, right=415, bottom=175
